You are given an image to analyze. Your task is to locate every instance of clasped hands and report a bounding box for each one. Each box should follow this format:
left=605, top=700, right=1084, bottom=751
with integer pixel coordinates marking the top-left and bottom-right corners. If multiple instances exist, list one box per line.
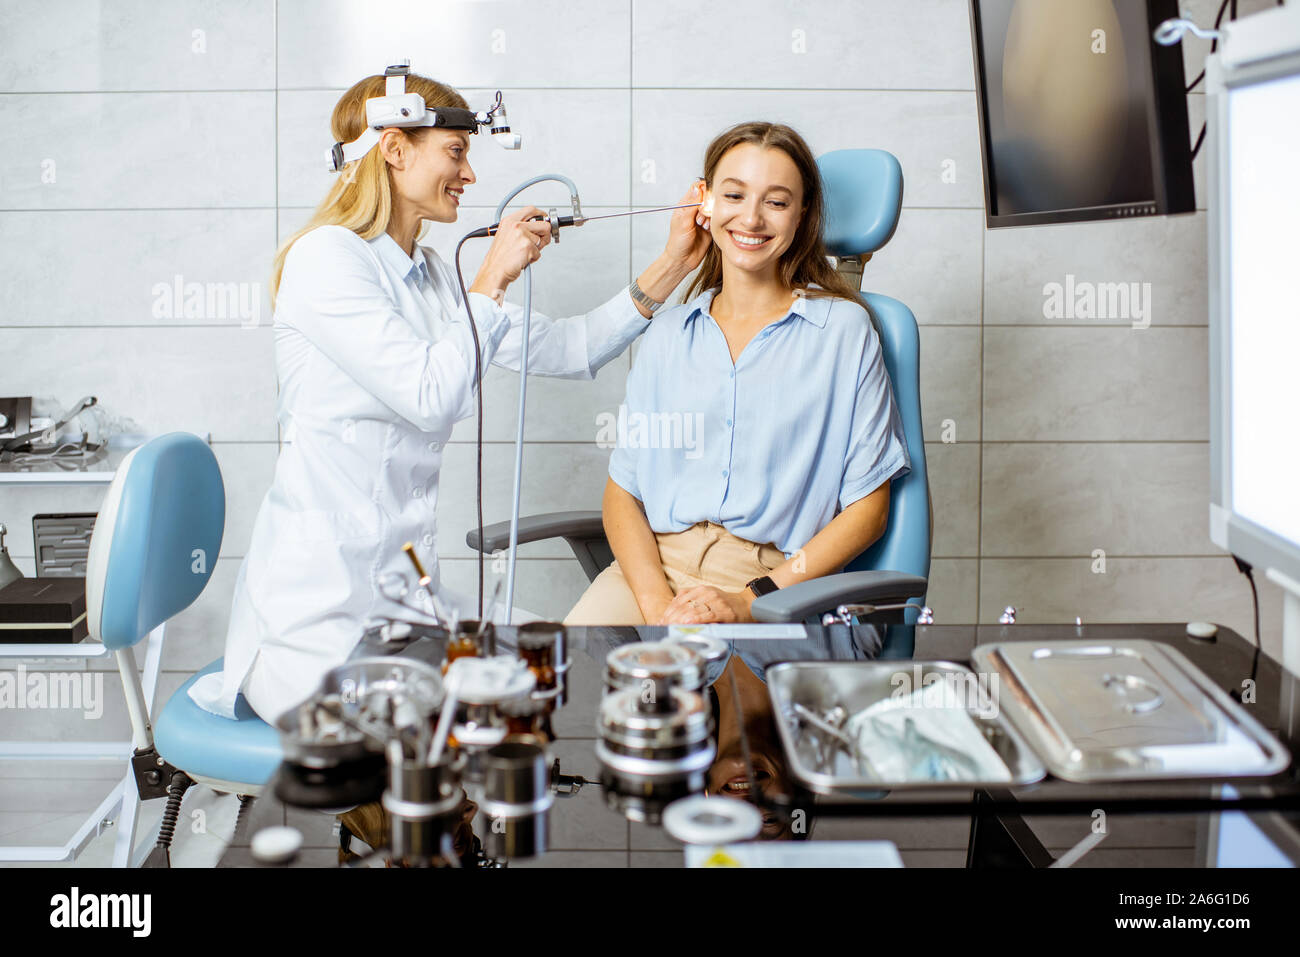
left=644, top=584, right=755, bottom=625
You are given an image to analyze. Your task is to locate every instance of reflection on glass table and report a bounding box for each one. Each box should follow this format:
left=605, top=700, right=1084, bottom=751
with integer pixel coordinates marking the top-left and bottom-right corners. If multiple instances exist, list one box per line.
left=217, top=622, right=1300, bottom=868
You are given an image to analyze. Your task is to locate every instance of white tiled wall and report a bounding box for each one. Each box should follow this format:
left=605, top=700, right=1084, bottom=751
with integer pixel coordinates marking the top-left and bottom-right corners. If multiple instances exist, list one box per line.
left=0, top=0, right=1284, bottom=758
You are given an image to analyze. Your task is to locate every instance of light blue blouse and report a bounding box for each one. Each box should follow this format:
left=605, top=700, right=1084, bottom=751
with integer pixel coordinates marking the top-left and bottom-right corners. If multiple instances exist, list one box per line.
left=607, top=286, right=910, bottom=557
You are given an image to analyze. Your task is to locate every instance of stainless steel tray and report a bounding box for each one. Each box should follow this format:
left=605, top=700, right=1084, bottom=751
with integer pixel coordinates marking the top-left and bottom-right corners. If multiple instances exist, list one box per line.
left=970, top=639, right=1291, bottom=782
left=767, top=661, right=1047, bottom=794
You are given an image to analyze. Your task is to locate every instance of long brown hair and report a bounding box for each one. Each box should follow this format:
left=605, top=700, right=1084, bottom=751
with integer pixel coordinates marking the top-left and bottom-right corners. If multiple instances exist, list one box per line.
left=271, top=73, right=468, bottom=305
left=683, top=121, right=861, bottom=304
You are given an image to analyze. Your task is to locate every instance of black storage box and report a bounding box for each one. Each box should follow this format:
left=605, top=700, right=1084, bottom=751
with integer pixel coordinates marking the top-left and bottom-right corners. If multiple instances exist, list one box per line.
left=0, top=577, right=89, bottom=643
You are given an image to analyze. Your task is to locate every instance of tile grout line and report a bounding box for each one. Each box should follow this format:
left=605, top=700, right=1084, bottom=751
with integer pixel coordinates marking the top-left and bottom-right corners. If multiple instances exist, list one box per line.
left=274, top=0, right=282, bottom=456
left=976, top=198, right=985, bottom=623
left=628, top=0, right=635, bottom=394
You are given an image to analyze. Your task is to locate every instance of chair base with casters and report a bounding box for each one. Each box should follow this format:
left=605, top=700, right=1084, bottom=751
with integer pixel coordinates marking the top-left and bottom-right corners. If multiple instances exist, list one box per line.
left=83, top=432, right=283, bottom=866
left=137, top=658, right=282, bottom=866
left=466, top=150, right=931, bottom=652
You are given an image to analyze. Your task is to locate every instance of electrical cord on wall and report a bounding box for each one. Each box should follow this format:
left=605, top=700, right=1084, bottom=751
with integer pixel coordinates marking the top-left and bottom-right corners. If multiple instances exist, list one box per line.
left=1229, top=553, right=1263, bottom=703
left=1178, top=0, right=1291, bottom=160
left=1183, top=0, right=1231, bottom=94
left=1186, top=0, right=1234, bottom=160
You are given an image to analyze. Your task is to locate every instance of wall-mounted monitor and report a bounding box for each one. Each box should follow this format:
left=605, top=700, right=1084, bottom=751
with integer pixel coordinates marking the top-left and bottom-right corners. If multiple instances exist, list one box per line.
left=969, top=0, right=1196, bottom=227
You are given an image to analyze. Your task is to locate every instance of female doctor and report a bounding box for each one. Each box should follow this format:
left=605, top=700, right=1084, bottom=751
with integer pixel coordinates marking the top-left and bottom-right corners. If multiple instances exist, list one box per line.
left=190, top=69, right=709, bottom=723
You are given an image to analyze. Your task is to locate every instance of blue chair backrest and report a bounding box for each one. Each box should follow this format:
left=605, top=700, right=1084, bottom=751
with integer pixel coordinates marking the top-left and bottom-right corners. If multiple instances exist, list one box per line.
left=820, top=149, right=903, bottom=258
left=817, top=149, right=931, bottom=623
left=85, top=432, right=225, bottom=650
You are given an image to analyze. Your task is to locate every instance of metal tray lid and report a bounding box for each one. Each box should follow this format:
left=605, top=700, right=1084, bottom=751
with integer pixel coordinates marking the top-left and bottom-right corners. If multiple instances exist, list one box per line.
left=970, top=639, right=1291, bottom=782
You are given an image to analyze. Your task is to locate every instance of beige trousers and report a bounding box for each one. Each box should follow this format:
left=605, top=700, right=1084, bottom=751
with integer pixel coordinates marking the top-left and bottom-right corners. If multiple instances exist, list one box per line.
left=563, top=521, right=786, bottom=626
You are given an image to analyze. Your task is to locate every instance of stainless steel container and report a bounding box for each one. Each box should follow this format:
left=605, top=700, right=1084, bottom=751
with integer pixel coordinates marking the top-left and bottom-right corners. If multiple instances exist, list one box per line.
left=273, top=693, right=387, bottom=809
left=447, top=655, right=537, bottom=753
left=664, top=629, right=728, bottom=666
left=273, top=657, right=446, bottom=808
left=276, top=693, right=374, bottom=771
left=383, top=748, right=465, bottom=866
left=596, top=674, right=716, bottom=823
left=318, top=656, right=445, bottom=735
left=604, top=640, right=707, bottom=696
left=480, top=740, right=553, bottom=859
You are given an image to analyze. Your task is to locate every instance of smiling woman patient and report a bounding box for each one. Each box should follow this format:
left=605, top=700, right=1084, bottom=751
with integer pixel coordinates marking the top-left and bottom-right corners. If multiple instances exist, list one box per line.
left=564, top=121, right=911, bottom=629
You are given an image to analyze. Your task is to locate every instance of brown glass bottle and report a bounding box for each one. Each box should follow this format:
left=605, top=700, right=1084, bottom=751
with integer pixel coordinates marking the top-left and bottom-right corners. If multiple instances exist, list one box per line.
left=499, top=695, right=546, bottom=741
left=518, top=636, right=556, bottom=692
left=443, top=631, right=480, bottom=675
left=516, top=631, right=557, bottom=740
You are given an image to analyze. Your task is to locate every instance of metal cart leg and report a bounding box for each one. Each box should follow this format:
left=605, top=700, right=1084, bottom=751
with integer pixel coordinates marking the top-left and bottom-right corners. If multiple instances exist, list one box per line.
left=966, top=789, right=1055, bottom=868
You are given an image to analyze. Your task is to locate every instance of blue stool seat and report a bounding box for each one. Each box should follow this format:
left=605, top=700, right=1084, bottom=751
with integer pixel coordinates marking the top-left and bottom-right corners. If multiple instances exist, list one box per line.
left=154, top=659, right=282, bottom=789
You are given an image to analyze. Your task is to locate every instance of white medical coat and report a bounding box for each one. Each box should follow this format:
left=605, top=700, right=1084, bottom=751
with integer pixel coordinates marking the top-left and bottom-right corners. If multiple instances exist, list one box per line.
left=189, top=225, right=648, bottom=722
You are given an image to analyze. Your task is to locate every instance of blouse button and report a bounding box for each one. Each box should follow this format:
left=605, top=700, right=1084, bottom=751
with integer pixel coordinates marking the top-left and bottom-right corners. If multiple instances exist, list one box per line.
left=428, top=441, right=441, bottom=453
left=412, top=487, right=424, bottom=499
left=422, top=533, right=435, bottom=547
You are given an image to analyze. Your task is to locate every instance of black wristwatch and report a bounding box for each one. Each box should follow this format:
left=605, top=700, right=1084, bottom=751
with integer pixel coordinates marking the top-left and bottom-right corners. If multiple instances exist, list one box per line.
left=746, top=575, right=778, bottom=599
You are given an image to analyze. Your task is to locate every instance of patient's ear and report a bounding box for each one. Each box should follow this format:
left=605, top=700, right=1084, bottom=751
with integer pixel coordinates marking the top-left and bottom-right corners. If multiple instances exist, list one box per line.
left=701, top=191, right=715, bottom=217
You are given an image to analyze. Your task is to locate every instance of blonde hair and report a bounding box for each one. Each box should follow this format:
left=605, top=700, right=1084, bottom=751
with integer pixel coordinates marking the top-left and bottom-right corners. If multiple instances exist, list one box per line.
left=270, top=73, right=469, bottom=305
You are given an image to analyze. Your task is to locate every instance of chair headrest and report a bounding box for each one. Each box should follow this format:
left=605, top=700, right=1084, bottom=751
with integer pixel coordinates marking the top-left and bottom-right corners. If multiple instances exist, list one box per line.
left=85, top=432, right=225, bottom=649
left=818, top=149, right=903, bottom=258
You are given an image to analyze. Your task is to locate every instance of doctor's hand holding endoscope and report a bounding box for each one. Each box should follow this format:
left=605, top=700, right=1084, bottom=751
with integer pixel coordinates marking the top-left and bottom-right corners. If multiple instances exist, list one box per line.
left=468, top=205, right=554, bottom=303
left=187, top=62, right=709, bottom=725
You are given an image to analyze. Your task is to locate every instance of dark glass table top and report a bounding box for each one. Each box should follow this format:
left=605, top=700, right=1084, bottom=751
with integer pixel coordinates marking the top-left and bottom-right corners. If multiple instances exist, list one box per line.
left=219, top=622, right=1300, bottom=868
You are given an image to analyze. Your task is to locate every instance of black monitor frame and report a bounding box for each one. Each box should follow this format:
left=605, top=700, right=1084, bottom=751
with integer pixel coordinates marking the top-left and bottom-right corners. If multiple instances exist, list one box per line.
left=969, top=0, right=1197, bottom=228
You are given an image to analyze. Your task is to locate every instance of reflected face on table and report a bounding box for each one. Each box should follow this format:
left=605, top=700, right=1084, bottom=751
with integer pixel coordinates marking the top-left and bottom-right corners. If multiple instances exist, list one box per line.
left=706, top=657, right=797, bottom=840
left=707, top=746, right=794, bottom=840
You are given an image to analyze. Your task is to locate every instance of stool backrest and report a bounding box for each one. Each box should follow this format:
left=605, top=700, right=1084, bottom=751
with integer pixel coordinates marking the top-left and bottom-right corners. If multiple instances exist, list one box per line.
left=85, top=432, right=225, bottom=650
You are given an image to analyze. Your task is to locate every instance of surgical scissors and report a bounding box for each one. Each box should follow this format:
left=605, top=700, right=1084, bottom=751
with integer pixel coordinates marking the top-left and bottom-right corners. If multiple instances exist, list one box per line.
left=791, top=702, right=873, bottom=778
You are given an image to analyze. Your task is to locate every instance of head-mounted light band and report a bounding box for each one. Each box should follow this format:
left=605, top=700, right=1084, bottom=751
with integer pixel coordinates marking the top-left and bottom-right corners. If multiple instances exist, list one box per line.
left=325, top=60, right=515, bottom=172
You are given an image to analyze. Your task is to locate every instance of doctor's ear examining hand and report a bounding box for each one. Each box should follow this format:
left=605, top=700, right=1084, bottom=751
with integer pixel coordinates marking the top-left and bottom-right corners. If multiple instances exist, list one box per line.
left=8, top=0, right=1300, bottom=896
left=625, top=180, right=715, bottom=318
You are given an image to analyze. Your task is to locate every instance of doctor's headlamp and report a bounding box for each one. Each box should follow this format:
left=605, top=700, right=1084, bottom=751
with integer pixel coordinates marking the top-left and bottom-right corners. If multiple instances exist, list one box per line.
left=326, top=59, right=521, bottom=173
